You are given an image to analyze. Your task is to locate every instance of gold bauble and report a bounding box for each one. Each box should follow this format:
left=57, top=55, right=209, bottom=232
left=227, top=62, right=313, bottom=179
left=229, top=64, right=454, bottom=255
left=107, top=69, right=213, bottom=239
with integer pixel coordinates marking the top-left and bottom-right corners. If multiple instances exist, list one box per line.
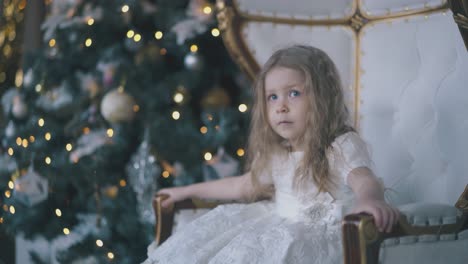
left=201, top=88, right=231, bottom=109
left=100, top=89, right=136, bottom=123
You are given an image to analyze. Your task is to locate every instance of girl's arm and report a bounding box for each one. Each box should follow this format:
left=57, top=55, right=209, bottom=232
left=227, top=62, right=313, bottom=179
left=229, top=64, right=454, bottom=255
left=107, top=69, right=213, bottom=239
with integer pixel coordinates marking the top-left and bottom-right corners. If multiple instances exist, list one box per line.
left=347, top=167, right=400, bottom=233
left=157, top=172, right=254, bottom=208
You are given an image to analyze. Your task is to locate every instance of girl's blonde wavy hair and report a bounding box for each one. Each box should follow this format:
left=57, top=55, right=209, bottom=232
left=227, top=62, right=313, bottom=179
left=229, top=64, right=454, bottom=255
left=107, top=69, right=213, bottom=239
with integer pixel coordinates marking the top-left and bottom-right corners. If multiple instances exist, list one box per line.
left=246, top=45, right=354, bottom=200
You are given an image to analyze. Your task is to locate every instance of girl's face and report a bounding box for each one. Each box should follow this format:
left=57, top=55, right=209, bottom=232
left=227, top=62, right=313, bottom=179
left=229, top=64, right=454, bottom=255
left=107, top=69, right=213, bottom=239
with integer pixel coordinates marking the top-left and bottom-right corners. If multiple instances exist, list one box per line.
left=264, top=66, right=308, bottom=151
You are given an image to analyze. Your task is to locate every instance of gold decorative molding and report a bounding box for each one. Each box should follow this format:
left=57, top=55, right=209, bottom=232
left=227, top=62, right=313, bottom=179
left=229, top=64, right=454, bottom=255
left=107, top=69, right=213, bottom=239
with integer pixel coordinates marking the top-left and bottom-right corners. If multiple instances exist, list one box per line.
left=454, top=13, right=468, bottom=29
left=350, top=13, right=368, bottom=31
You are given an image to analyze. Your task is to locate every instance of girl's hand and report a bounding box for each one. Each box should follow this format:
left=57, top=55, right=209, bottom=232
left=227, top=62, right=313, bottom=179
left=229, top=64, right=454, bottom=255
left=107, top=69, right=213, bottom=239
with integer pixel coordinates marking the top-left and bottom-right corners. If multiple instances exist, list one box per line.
left=352, top=199, right=400, bottom=233
left=157, top=186, right=189, bottom=208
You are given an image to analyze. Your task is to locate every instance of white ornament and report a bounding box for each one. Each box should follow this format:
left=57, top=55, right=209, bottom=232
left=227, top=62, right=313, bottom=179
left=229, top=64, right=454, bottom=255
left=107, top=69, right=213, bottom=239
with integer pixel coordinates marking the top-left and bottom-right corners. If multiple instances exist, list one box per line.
left=184, top=53, right=204, bottom=71
left=69, top=129, right=112, bottom=162
left=12, top=96, right=28, bottom=119
left=13, top=166, right=48, bottom=207
left=100, top=90, right=136, bottom=123
left=5, top=121, right=16, bottom=138
left=202, top=148, right=239, bottom=181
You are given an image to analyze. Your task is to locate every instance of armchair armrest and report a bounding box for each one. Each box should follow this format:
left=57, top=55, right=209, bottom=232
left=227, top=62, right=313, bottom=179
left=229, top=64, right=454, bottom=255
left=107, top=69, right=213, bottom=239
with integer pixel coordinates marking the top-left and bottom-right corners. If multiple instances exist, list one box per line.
left=342, top=185, right=468, bottom=264
left=152, top=194, right=220, bottom=246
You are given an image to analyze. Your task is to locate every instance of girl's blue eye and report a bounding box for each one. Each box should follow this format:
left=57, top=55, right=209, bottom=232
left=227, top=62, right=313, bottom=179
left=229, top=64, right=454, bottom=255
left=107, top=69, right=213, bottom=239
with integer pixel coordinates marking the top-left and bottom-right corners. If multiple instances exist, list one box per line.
left=290, top=90, right=300, bottom=97
left=268, top=94, right=277, bottom=101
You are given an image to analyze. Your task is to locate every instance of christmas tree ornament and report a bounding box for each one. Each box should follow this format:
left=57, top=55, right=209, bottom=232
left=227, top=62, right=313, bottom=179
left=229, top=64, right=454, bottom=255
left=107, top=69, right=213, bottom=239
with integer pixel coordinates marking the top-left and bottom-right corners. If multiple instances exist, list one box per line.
left=77, top=72, right=102, bottom=98
left=69, top=129, right=112, bottom=163
left=4, top=120, right=16, bottom=138
left=100, top=89, right=136, bottom=123
left=36, top=84, right=74, bottom=114
left=13, top=166, right=49, bottom=207
left=184, top=53, right=204, bottom=71
left=23, top=69, right=33, bottom=87
left=2, top=88, right=20, bottom=117
left=202, top=147, right=239, bottom=181
left=172, top=19, right=208, bottom=45
left=96, top=61, right=118, bottom=88
left=126, top=130, right=160, bottom=224
left=201, top=87, right=231, bottom=109
left=0, top=153, right=17, bottom=179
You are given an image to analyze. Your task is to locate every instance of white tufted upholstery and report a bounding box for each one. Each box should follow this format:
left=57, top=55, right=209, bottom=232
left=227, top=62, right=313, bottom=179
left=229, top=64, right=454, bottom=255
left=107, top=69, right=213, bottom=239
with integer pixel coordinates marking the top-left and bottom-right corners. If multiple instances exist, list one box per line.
left=215, top=0, right=468, bottom=263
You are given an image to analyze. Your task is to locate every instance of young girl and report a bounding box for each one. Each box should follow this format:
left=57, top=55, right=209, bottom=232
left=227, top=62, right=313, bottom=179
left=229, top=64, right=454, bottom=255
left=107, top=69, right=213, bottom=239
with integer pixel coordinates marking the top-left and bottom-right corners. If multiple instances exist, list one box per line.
left=143, top=45, right=399, bottom=264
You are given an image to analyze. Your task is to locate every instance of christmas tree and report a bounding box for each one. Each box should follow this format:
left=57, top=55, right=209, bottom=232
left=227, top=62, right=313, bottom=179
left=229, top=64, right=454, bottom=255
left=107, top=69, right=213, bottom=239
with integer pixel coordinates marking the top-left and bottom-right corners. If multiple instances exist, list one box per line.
left=0, top=0, right=250, bottom=263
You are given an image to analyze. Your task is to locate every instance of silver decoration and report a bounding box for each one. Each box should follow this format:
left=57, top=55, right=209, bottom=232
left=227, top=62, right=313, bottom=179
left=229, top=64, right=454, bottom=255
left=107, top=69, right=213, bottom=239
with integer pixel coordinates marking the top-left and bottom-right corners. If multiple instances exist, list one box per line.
left=126, top=129, right=160, bottom=224
left=13, top=166, right=48, bottom=207
left=184, top=53, right=204, bottom=71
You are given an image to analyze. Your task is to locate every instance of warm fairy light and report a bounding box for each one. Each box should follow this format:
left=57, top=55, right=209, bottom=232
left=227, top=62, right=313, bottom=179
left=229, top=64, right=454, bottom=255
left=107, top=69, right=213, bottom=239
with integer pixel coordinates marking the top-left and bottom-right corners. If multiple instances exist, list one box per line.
left=29, top=136, right=35, bottom=142
left=162, top=171, right=170, bottom=178
left=238, top=104, right=248, bottom=112
left=49, top=39, right=56, bottom=47
left=204, top=152, right=213, bottom=161
left=200, top=126, right=208, bottom=134
left=7, top=148, right=14, bottom=156
left=172, top=111, right=180, bottom=120
left=133, top=34, right=141, bottom=42
left=119, top=179, right=126, bottom=187
left=9, top=206, right=15, bottom=214
left=22, top=139, right=28, bottom=148
left=173, top=93, right=184, bottom=103
left=211, top=28, right=220, bottom=37
left=0, top=217, right=3, bottom=224
left=45, top=157, right=51, bottom=164
left=38, top=118, right=45, bottom=126
left=8, top=181, right=14, bottom=189
left=87, top=17, right=94, bottom=25
left=96, top=240, right=103, bottom=247
left=15, top=69, right=23, bottom=87
left=154, top=31, right=163, bottom=40
left=237, top=148, right=245, bottom=157
left=3, top=205, right=8, bottom=211
left=5, top=191, right=11, bottom=198
left=121, top=5, right=129, bottom=12
left=190, top=45, right=198, bottom=53
left=45, top=132, right=52, bottom=141
left=203, top=6, right=212, bottom=14
left=133, top=105, right=140, bottom=112
left=83, top=127, right=90, bottom=134
left=107, top=252, right=115, bottom=260
left=66, top=143, right=73, bottom=151
left=127, top=30, right=135, bottom=38
left=55, top=209, right=62, bottom=217
left=35, top=84, right=42, bottom=92
left=85, top=38, right=93, bottom=47
left=16, top=137, right=22, bottom=146
left=160, top=48, right=167, bottom=55
left=107, top=129, right=114, bottom=137
left=63, top=228, right=70, bottom=235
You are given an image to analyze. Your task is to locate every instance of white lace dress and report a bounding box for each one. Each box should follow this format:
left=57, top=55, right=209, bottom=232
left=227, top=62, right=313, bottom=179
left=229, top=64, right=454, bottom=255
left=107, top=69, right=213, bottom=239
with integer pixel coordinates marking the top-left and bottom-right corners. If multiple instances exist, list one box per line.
left=143, top=132, right=372, bottom=264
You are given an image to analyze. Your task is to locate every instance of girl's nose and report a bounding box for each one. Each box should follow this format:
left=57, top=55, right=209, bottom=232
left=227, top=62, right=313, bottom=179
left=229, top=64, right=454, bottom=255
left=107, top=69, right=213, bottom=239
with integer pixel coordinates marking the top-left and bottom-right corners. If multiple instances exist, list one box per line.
left=276, top=103, right=289, bottom=113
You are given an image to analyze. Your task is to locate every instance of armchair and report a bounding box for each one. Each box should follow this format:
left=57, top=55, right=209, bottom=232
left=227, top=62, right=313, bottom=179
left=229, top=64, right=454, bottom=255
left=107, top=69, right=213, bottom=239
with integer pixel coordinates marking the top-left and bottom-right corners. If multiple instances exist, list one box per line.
left=151, top=0, right=468, bottom=263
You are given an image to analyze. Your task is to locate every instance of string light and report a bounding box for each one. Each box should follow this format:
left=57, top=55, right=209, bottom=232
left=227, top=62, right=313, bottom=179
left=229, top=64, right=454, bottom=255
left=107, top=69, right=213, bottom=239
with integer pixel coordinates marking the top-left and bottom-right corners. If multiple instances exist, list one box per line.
left=121, top=5, right=129, bottom=13
left=0, top=217, right=3, bottom=224
left=22, top=139, right=28, bottom=148
left=83, top=127, right=90, bottom=134
left=66, top=143, right=73, bottom=151
left=237, top=148, right=245, bottom=157
left=45, top=157, right=51, bottom=165
left=8, top=181, right=14, bottom=189
left=87, top=17, right=94, bottom=25
left=9, top=206, right=15, bottom=214
left=133, top=34, right=141, bottom=42
left=38, top=118, right=45, bottom=126
left=7, top=148, right=13, bottom=156
left=107, top=252, right=115, bottom=260
left=173, top=92, right=184, bottom=103
left=29, top=136, right=35, bottom=142
left=200, top=126, right=208, bottom=134
left=63, top=228, right=70, bottom=235
left=106, top=129, right=114, bottom=137
left=49, top=39, right=56, bottom=47
left=85, top=38, right=93, bottom=47
left=162, top=171, right=170, bottom=178
left=154, top=31, right=163, bottom=40
left=16, top=137, right=22, bottom=146
left=190, top=45, right=198, bottom=53
left=45, top=132, right=51, bottom=141
left=238, top=104, right=248, bottom=112
left=119, top=180, right=126, bottom=187
left=15, top=69, right=23, bottom=87
left=133, top=105, right=140, bottom=112
left=127, top=30, right=135, bottom=38
left=96, top=240, right=103, bottom=247
left=204, top=152, right=212, bottom=161
left=211, top=28, right=220, bottom=37
left=203, top=6, right=212, bottom=14
left=172, top=111, right=180, bottom=120
left=160, top=48, right=167, bottom=55
left=55, top=209, right=62, bottom=217
left=4, top=191, right=11, bottom=198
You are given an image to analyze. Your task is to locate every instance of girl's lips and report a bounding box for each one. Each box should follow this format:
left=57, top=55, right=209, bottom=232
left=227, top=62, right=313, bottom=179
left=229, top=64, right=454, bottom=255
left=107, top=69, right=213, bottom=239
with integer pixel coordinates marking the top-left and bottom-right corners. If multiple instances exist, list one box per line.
left=278, top=121, right=292, bottom=125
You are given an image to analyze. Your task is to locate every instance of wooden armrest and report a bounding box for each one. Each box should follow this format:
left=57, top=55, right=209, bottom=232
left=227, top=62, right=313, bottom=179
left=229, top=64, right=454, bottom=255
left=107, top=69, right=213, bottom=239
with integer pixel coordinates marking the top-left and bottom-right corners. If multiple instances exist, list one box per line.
left=152, top=194, right=221, bottom=246
left=342, top=185, right=468, bottom=264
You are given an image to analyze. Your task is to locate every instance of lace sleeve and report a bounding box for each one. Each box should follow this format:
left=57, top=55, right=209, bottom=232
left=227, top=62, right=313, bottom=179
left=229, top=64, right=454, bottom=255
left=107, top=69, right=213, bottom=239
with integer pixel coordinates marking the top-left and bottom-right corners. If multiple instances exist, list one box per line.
left=328, top=132, right=373, bottom=185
